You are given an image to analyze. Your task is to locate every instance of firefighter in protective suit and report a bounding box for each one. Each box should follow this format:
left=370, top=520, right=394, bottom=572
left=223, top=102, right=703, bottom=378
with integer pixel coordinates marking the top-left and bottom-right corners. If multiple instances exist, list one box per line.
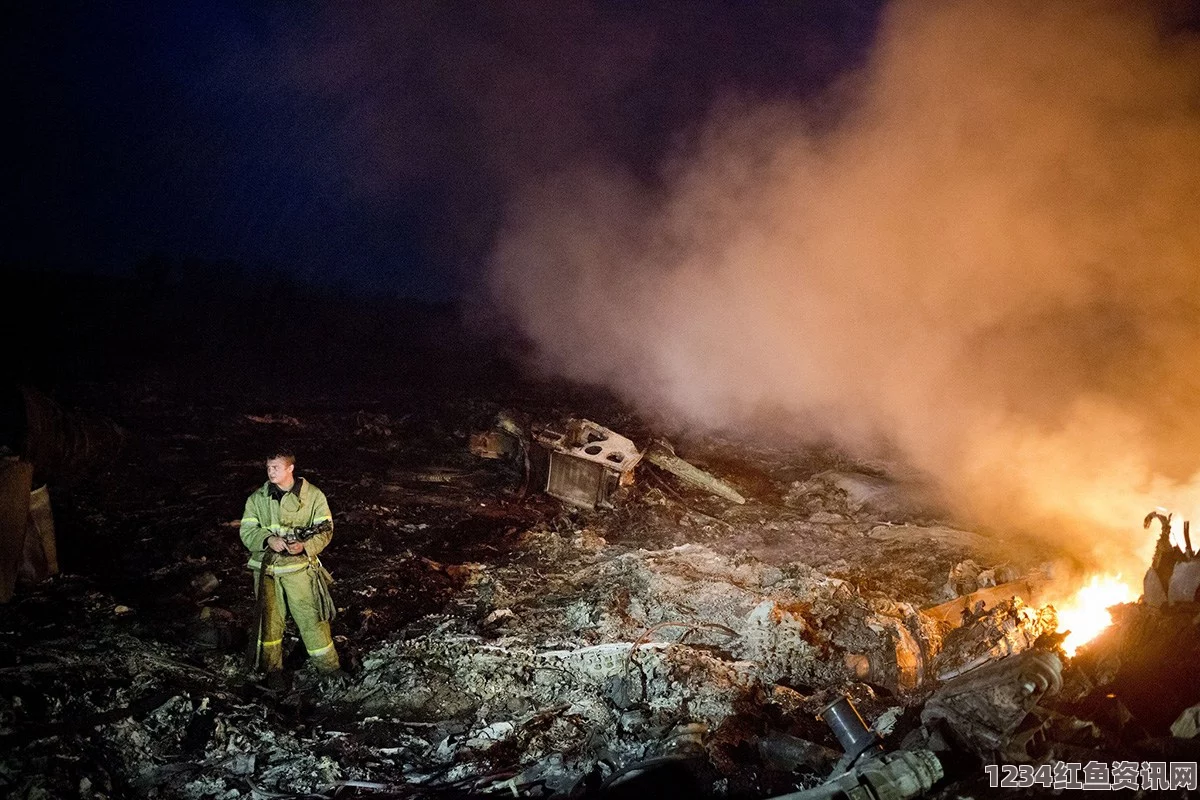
left=239, top=450, right=340, bottom=680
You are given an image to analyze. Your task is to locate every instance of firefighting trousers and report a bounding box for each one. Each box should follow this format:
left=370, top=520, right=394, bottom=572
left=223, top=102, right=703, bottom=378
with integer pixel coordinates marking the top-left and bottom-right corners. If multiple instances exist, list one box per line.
left=253, top=566, right=340, bottom=673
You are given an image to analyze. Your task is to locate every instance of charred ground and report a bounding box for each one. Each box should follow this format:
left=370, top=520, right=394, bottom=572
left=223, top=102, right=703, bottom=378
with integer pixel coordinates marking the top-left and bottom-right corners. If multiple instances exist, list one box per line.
left=5, top=273, right=1200, bottom=799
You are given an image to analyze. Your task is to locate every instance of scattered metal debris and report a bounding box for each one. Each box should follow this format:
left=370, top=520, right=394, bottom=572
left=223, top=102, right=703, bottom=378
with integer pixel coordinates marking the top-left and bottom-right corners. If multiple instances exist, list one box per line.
left=922, top=649, right=1063, bottom=760
left=1143, top=509, right=1200, bottom=605
left=771, top=750, right=943, bottom=800
left=472, top=414, right=751, bottom=511
left=6, top=386, right=1192, bottom=800
left=923, top=575, right=1049, bottom=629
left=761, top=695, right=941, bottom=800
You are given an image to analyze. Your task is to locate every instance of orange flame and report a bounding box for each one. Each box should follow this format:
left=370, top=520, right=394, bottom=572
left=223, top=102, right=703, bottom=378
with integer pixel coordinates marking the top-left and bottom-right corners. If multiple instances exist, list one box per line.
left=1052, top=574, right=1136, bottom=657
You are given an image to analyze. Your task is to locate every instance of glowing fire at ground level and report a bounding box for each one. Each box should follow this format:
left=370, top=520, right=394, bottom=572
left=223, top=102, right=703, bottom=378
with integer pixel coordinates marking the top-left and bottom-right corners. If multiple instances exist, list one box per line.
left=1050, top=574, right=1138, bottom=657
left=1046, top=510, right=1200, bottom=656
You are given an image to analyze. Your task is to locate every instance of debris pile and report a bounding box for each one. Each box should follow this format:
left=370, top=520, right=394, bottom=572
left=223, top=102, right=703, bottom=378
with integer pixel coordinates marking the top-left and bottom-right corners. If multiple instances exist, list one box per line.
left=4, top=392, right=1200, bottom=799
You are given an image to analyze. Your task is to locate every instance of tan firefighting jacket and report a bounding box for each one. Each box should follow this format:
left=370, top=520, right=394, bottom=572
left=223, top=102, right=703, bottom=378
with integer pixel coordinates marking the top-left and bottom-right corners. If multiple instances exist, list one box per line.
left=239, top=478, right=333, bottom=574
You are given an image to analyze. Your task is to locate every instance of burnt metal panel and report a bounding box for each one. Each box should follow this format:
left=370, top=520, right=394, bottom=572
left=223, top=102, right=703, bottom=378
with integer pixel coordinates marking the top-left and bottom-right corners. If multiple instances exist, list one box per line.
left=537, top=419, right=640, bottom=509
left=546, top=451, right=614, bottom=509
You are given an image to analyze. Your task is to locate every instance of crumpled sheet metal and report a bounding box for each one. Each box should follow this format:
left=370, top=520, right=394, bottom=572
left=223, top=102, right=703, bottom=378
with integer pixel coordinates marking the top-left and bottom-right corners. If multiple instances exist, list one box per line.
left=921, top=649, right=1062, bottom=758
left=932, top=598, right=1056, bottom=681
left=1168, top=560, right=1200, bottom=604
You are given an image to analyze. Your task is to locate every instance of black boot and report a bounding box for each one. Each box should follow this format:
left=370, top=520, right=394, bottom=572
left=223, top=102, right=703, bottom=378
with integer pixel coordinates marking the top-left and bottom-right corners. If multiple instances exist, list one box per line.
left=265, top=670, right=290, bottom=692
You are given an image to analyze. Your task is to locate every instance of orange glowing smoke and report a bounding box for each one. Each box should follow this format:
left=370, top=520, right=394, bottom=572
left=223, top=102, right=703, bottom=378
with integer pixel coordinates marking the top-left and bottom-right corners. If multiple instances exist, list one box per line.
left=1053, top=575, right=1137, bottom=657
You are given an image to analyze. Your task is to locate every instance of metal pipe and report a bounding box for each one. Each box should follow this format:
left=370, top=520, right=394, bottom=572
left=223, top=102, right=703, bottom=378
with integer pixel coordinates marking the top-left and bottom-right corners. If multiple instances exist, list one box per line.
left=819, top=696, right=881, bottom=763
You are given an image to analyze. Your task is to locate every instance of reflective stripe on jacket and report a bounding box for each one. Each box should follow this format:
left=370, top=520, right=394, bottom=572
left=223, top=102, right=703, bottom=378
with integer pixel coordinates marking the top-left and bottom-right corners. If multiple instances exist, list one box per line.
left=239, top=478, right=334, bottom=571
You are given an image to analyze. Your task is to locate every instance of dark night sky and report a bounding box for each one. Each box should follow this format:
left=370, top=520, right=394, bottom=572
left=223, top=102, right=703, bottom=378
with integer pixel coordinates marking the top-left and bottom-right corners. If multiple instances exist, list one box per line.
left=9, top=1, right=884, bottom=301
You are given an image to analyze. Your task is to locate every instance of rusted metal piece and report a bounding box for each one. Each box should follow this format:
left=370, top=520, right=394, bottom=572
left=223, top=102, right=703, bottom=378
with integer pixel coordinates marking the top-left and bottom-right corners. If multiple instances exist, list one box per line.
left=644, top=440, right=745, bottom=505
left=535, top=419, right=641, bottom=510
left=923, top=578, right=1048, bottom=628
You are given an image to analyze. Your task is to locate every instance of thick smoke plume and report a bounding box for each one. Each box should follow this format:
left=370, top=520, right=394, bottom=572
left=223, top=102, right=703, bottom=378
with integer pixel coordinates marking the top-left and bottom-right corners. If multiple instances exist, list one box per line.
left=490, top=0, right=1200, bottom=574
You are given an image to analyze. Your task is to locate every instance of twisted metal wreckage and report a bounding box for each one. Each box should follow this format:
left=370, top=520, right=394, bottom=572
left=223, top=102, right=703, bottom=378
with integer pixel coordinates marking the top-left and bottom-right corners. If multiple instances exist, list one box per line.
left=5, top=402, right=1200, bottom=798
left=456, top=414, right=1200, bottom=799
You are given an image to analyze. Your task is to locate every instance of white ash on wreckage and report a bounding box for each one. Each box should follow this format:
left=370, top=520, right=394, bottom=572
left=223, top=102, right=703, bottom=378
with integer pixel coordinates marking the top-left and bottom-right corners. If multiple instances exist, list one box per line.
left=480, top=0, right=1200, bottom=792
left=5, top=1, right=1200, bottom=800
left=491, top=0, right=1200, bottom=624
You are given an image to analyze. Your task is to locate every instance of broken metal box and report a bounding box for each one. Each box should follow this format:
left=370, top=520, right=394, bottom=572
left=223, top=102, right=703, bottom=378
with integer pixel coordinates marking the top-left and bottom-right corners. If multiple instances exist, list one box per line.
left=536, top=419, right=641, bottom=510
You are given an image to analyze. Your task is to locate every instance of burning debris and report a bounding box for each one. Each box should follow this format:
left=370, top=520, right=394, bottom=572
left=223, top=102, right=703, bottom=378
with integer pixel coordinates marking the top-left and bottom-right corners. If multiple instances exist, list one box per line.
left=5, top=383, right=1200, bottom=800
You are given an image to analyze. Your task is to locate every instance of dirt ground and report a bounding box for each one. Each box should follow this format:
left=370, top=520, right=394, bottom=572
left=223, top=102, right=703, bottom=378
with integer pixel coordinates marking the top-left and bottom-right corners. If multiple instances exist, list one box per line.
left=4, top=298, right=1200, bottom=800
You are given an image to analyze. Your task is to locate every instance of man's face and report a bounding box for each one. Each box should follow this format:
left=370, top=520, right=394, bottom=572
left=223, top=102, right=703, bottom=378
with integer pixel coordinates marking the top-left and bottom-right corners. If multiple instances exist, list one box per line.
left=266, top=457, right=294, bottom=488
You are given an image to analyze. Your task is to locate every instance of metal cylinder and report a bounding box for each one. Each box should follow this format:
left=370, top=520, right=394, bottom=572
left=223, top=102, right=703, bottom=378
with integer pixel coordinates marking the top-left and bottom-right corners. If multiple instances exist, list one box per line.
left=0, top=460, right=34, bottom=603
left=768, top=750, right=943, bottom=800
left=819, top=696, right=880, bottom=759
left=25, top=484, right=57, bottom=576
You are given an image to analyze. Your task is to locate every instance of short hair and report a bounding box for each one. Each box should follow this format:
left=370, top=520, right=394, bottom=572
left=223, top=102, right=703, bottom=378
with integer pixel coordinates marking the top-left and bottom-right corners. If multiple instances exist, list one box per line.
left=266, top=448, right=296, bottom=466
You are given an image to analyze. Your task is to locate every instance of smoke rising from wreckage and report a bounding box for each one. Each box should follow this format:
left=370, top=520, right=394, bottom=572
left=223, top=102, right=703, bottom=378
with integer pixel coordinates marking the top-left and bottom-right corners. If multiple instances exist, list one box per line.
left=6, top=0, right=1200, bottom=797
left=491, top=0, right=1200, bottom=578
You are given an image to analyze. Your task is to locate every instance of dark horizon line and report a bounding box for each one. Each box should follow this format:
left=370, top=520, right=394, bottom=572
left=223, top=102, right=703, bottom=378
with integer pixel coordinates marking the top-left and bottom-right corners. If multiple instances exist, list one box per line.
left=7, top=257, right=461, bottom=306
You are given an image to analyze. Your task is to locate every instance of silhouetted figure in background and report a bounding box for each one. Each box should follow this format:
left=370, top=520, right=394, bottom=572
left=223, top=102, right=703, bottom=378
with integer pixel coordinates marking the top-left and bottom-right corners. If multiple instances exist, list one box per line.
left=0, top=384, right=124, bottom=602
